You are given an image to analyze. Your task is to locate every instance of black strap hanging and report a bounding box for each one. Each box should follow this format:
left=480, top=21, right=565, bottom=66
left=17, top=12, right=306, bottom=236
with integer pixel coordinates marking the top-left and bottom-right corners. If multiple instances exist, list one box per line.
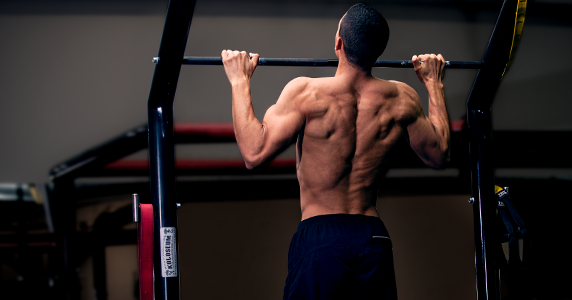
left=495, top=186, right=533, bottom=299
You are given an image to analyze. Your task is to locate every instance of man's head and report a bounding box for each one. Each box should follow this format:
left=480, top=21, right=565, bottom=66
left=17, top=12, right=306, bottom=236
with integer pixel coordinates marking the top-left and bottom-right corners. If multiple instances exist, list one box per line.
left=337, top=4, right=390, bottom=71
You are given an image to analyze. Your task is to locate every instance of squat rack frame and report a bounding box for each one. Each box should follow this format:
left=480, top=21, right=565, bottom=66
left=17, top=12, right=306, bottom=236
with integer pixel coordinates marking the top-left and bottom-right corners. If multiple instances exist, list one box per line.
left=145, top=0, right=522, bottom=299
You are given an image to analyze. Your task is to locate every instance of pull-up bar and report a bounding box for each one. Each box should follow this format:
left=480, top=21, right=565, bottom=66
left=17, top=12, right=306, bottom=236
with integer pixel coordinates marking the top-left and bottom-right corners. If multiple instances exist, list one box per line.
left=153, top=56, right=485, bottom=69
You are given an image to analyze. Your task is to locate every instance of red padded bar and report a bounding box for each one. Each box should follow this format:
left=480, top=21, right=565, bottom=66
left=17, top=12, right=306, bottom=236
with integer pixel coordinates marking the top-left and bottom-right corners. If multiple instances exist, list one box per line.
left=174, top=122, right=235, bottom=138
left=138, top=204, right=154, bottom=300
left=105, top=158, right=296, bottom=170
left=450, top=118, right=467, bottom=132
left=174, top=121, right=464, bottom=135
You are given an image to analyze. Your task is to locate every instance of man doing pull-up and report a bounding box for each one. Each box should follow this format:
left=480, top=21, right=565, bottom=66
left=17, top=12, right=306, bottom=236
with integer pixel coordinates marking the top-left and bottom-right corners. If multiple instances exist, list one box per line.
left=221, top=3, right=450, bottom=300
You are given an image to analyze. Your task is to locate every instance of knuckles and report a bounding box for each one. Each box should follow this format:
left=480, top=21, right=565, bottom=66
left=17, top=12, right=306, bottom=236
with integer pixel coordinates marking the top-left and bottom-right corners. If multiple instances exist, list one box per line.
left=224, top=50, right=250, bottom=59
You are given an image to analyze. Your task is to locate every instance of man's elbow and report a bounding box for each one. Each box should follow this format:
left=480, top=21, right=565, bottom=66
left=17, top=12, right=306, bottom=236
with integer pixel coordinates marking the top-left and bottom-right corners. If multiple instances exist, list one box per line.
left=240, top=142, right=267, bottom=170
left=426, top=146, right=450, bottom=170
left=244, top=160, right=261, bottom=170
left=432, top=157, right=450, bottom=170
left=433, top=147, right=451, bottom=169
left=243, top=154, right=265, bottom=170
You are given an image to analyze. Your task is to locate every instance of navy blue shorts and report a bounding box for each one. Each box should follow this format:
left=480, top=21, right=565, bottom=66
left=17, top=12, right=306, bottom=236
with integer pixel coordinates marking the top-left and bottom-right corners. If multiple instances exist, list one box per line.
left=283, top=214, right=398, bottom=300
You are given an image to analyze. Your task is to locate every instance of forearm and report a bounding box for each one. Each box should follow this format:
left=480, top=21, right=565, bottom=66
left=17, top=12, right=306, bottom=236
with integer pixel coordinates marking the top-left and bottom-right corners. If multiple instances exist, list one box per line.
left=231, top=79, right=267, bottom=167
left=425, top=80, right=450, bottom=159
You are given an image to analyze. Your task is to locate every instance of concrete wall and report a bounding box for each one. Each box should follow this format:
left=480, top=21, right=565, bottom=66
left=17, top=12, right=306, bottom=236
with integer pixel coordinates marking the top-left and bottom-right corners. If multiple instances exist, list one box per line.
left=1, top=0, right=572, bottom=183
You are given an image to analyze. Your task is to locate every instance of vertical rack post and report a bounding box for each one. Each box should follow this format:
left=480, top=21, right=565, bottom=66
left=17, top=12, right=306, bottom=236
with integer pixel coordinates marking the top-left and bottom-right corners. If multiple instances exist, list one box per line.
left=466, top=0, right=520, bottom=299
left=147, top=0, right=197, bottom=299
left=49, top=178, right=80, bottom=300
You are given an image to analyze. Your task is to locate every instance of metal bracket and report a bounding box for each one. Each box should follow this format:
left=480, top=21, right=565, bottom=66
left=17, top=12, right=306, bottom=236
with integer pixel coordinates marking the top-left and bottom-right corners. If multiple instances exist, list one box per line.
left=133, top=193, right=140, bottom=223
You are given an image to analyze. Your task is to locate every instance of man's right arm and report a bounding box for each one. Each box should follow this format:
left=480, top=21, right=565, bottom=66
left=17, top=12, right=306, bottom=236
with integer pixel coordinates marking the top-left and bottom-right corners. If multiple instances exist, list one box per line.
left=394, top=54, right=450, bottom=169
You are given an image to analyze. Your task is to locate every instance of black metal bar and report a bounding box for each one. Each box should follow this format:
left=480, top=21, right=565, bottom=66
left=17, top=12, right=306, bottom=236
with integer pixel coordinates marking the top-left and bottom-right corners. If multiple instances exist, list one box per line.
left=92, top=235, right=108, bottom=300
left=146, top=0, right=197, bottom=299
left=48, top=178, right=80, bottom=300
left=466, top=0, right=521, bottom=299
left=49, top=124, right=148, bottom=180
left=176, top=56, right=485, bottom=69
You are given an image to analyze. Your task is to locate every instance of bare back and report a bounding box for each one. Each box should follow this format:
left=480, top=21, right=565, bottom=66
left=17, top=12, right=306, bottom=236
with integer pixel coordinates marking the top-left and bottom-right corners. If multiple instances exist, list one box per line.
left=296, top=76, right=407, bottom=220
left=222, top=49, right=449, bottom=222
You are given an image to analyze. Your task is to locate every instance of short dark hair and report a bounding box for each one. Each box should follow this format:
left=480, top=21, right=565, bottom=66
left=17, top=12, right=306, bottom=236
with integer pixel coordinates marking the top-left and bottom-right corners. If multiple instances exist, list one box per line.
left=339, top=3, right=390, bottom=71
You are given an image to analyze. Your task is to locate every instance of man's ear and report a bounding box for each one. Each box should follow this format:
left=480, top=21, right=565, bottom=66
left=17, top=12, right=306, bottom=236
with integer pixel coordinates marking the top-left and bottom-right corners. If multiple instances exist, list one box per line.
left=335, top=37, right=343, bottom=51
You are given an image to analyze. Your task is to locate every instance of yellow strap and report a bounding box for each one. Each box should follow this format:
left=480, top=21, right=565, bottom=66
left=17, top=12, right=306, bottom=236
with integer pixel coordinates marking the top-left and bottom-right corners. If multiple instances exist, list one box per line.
left=29, top=184, right=43, bottom=205
left=503, top=0, right=527, bottom=77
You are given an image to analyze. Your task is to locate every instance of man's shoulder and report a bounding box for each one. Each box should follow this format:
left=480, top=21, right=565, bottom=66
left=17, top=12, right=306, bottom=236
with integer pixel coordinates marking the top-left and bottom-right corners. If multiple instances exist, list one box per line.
left=377, top=79, right=419, bottom=106
left=276, top=77, right=316, bottom=107
left=280, top=77, right=313, bottom=98
left=286, top=76, right=313, bottom=89
left=283, top=76, right=330, bottom=99
left=385, top=79, right=415, bottom=95
left=383, top=80, right=423, bottom=124
left=287, top=76, right=339, bottom=88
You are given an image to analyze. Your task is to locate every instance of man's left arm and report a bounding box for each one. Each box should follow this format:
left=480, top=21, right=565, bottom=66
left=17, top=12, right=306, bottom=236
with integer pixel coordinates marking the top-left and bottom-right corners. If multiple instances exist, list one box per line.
left=222, top=50, right=305, bottom=169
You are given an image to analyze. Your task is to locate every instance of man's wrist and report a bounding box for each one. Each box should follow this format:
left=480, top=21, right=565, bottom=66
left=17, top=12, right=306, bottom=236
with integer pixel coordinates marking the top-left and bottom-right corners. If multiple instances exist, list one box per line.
left=231, top=77, right=250, bottom=88
left=424, top=80, right=444, bottom=91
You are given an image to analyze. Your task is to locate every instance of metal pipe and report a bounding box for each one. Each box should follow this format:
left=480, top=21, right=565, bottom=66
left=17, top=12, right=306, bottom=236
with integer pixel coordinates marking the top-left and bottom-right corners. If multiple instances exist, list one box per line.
left=170, top=56, right=485, bottom=69
left=48, top=178, right=79, bottom=300
left=146, top=0, right=198, bottom=299
left=466, top=0, right=521, bottom=299
left=133, top=194, right=140, bottom=223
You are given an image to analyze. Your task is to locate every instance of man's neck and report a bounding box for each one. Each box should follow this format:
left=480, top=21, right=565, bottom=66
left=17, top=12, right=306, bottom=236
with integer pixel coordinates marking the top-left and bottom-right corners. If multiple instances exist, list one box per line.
left=335, top=58, right=372, bottom=81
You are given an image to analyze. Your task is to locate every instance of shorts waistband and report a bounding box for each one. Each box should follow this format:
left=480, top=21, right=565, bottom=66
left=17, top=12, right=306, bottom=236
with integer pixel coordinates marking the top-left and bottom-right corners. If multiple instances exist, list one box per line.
left=297, top=214, right=384, bottom=231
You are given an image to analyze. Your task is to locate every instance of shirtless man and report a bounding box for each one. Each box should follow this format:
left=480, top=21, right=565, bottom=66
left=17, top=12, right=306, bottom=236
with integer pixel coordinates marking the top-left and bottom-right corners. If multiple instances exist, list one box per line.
left=221, top=3, right=449, bottom=300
